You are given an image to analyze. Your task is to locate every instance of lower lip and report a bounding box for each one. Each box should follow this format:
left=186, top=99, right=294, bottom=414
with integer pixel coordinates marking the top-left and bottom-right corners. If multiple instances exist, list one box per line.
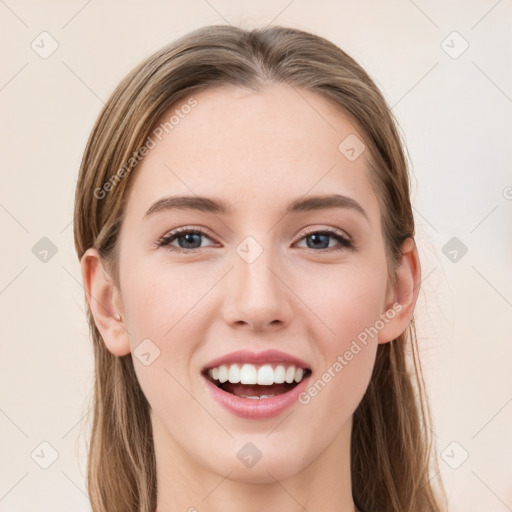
left=202, top=373, right=312, bottom=420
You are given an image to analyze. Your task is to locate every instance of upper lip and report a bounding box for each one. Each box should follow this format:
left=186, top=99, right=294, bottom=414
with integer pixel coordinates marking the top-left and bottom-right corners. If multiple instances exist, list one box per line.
left=202, top=349, right=311, bottom=372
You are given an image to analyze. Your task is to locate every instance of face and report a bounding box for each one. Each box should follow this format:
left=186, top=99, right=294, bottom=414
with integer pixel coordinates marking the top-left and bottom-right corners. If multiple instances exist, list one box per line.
left=109, top=84, right=400, bottom=483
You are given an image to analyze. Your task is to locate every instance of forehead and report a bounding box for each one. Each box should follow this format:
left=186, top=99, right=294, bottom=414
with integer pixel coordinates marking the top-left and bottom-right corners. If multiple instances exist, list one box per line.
left=123, top=83, right=380, bottom=223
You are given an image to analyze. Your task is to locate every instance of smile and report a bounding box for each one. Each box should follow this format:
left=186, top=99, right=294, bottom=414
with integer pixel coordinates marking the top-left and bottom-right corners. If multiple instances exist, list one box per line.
left=201, top=365, right=312, bottom=420
left=203, top=363, right=311, bottom=399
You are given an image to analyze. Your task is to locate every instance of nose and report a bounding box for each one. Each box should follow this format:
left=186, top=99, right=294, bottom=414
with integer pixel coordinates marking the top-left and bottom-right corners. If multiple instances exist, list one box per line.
left=221, top=243, right=294, bottom=332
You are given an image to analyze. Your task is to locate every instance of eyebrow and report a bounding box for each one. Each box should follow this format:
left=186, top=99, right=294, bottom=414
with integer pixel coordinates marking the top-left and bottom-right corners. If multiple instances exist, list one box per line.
left=144, top=193, right=369, bottom=221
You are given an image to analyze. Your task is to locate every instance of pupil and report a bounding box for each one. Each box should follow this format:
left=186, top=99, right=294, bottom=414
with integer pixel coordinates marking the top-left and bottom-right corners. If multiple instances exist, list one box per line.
left=308, top=234, right=328, bottom=249
left=180, top=233, right=200, bottom=248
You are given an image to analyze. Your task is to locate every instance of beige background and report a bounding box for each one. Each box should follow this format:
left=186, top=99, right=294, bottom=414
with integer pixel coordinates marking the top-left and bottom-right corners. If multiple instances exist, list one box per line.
left=1, top=1, right=511, bottom=510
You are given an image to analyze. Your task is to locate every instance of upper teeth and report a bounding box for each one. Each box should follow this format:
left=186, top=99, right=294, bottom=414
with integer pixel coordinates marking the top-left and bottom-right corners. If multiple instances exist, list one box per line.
left=207, top=364, right=306, bottom=385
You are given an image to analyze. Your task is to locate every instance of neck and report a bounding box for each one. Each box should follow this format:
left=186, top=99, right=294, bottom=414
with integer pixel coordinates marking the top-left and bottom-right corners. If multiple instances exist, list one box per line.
left=152, top=412, right=358, bottom=512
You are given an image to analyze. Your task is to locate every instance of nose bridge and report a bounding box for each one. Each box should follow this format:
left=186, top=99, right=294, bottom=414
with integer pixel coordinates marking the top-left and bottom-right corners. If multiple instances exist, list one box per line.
left=222, top=235, right=292, bottom=330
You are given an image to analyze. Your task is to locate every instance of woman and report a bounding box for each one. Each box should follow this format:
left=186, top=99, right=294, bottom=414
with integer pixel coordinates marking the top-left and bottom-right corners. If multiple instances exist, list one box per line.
left=74, top=24, right=448, bottom=512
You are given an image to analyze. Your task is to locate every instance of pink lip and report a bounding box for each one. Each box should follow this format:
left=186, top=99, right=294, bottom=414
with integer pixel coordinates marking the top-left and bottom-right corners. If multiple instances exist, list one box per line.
left=202, top=349, right=311, bottom=371
left=202, top=372, right=312, bottom=420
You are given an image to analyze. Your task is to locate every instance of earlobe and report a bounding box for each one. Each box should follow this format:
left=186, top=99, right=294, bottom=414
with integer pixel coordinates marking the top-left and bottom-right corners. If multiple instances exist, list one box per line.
left=377, top=237, right=421, bottom=344
left=80, top=248, right=131, bottom=356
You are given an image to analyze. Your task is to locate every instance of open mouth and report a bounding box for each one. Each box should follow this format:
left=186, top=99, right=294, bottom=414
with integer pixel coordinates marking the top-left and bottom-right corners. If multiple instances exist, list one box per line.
left=202, top=365, right=312, bottom=400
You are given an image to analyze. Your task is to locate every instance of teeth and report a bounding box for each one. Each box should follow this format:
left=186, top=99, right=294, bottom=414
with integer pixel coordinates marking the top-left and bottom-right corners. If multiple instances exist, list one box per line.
left=228, top=364, right=241, bottom=383
left=218, top=365, right=229, bottom=383
left=241, top=394, right=277, bottom=399
left=285, top=366, right=295, bottom=383
left=257, top=364, right=274, bottom=385
left=274, top=365, right=286, bottom=383
left=207, top=363, right=308, bottom=385
left=240, top=363, right=258, bottom=384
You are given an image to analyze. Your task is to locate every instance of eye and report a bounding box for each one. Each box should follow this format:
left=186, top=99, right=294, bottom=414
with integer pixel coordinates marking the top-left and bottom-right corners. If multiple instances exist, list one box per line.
left=155, top=226, right=354, bottom=253
left=155, top=227, right=217, bottom=251
left=295, top=228, right=353, bottom=252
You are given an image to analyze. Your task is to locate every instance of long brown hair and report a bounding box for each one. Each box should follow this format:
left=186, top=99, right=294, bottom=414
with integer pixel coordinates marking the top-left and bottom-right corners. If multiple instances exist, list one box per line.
left=73, top=24, right=448, bottom=512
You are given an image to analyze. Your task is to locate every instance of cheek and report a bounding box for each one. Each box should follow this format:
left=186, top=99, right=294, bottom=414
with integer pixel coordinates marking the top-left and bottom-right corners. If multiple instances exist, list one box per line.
left=119, top=266, right=204, bottom=420
left=118, top=255, right=220, bottom=395
left=120, top=254, right=204, bottom=341
left=309, top=261, right=389, bottom=344
left=327, top=279, right=384, bottom=339
left=301, top=265, right=386, bottom=407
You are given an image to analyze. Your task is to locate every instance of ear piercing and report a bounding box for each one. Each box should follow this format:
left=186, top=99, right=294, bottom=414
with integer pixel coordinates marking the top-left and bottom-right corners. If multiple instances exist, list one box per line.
left=114, top=312, right=122, bottom=322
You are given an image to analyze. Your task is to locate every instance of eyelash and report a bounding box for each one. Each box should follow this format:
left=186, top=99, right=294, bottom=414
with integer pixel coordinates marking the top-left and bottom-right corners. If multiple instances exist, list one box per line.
left=155, top=226, right=354, bottom=253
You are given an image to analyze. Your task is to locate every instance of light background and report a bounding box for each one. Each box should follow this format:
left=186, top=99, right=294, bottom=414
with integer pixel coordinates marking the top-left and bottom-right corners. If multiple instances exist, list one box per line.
left=1, top=1, right=511, bottom=511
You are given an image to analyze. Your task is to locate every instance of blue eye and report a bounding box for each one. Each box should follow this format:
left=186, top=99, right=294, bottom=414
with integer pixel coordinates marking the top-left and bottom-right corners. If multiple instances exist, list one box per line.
left=156, top=228, right=215, bottom=250
left=296, top=229, right=353, bottom=251
left=156, top=227, right=354, bottom=252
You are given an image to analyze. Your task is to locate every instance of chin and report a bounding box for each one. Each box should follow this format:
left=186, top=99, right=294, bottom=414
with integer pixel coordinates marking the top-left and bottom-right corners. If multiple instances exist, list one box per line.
left=198, top=440, right=313, bottom=484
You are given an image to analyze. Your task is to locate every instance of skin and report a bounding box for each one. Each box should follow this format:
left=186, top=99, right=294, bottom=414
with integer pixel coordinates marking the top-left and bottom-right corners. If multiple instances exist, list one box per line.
left=81, top=83, right=420, bottom=512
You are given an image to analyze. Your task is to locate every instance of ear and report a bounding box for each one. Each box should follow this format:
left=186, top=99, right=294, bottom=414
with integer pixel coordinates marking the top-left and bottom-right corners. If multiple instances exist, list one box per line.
left=80, top=247, right=131, bottom=356
left=377, top=237, right=421, bottom=344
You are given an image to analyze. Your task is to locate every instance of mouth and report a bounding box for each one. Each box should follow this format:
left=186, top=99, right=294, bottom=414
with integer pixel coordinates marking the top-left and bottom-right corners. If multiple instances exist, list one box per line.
left=201, top=363, right=312, bottom=399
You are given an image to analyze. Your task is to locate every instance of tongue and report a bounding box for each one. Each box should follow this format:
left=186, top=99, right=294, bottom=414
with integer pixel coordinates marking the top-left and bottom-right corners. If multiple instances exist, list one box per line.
left=221, top=382, right=296, bottom=397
